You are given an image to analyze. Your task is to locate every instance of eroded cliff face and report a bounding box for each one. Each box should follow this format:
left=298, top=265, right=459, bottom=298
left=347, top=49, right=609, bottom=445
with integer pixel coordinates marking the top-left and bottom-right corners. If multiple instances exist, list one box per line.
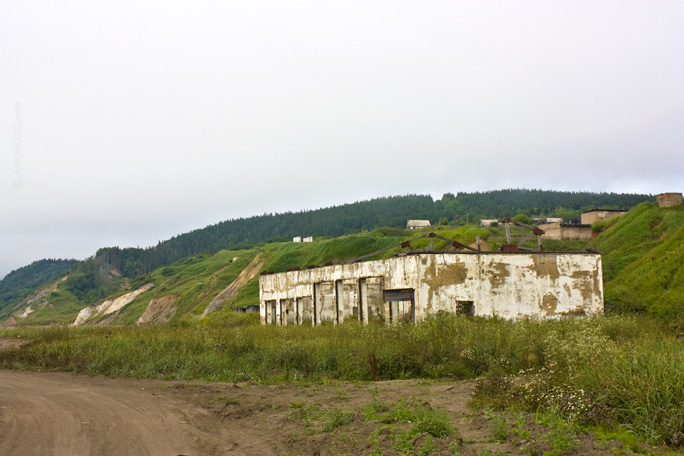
left=137, top=295, right=178, bottom=325
left=201, top=252, right=265, bottom=318
left=72, top=283, right=154, bottom=326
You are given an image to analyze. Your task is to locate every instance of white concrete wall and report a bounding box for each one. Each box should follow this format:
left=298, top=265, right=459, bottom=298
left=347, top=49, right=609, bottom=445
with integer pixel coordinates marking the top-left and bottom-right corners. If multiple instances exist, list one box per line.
left=259, top=252, right=603, bottom=324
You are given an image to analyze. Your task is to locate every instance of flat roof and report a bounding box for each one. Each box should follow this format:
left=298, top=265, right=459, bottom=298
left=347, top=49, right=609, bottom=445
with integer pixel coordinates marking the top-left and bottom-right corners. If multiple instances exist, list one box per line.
left=581, top=208, right=627, bottom=213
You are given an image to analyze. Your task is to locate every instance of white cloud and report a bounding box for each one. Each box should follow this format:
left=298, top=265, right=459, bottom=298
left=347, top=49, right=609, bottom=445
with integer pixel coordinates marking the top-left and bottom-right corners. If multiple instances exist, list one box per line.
left=1, top=0, right=683, bottom=278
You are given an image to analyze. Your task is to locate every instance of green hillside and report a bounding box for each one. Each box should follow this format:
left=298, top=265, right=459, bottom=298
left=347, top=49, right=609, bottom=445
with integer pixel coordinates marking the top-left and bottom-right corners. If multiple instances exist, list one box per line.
left=78, top=190, right=655, bottom=279
left=0, top=259, right=77, bottom=320
left=595, top=201, right=684, bottom=317
left=8, top=200, right=683, bottom=326
left=3, top=189, right=672, bottom=327
left=0, top=189, right=651, bottom=321
left=9, top=226, right=495, bottom=326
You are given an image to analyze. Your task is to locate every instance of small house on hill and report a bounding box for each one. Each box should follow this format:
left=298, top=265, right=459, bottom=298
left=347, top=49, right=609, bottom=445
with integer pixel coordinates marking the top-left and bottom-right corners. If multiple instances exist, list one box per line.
left=657, top=192, right=683, bottom=208
left=406, top=220, right=431, bottom=229
left=479, top=219, right=499, bottom=227
left=580, top=209, right=627, bottom=225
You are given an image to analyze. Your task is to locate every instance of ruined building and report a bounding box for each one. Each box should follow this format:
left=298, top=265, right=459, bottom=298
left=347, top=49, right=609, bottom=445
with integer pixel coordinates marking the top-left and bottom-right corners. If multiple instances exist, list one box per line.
left=260, top=233, right=603, bottom=325
left=580, top=209, right=627, bottom=225
left=657, top=192, right=683, bottom=208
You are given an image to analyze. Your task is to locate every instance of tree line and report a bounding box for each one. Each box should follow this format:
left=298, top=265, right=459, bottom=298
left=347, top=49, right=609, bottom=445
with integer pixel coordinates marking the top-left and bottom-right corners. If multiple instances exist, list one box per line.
left=0, top=189, right=654, bottom=310
left=94, top=190, right=652, bottom=278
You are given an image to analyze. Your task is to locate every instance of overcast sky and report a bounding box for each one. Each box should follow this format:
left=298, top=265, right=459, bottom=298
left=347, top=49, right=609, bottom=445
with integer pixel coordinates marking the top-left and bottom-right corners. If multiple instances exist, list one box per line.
left=2, top=0, right=683, bottom=279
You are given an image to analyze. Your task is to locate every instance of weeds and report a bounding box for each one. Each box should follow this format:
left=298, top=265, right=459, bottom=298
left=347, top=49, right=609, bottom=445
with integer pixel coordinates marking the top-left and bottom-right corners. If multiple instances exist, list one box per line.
left=3, top=314, right=684, bottom=447
left=483, top=409, right=510, bottom=443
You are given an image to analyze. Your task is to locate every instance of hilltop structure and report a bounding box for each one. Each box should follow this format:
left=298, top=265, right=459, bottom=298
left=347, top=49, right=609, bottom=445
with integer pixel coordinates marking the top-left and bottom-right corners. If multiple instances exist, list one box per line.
left=580, top=209, right=627, bottom=225
left=656, top=192, right=683, bottom=208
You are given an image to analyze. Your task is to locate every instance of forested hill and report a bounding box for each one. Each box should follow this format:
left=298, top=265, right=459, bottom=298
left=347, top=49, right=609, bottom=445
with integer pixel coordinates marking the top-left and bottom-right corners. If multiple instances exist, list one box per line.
left=0, top=259, right=77, bottom=313
left=0, top=189, right=658, bottom=321
left=95, top=190, right=652, bottom=278
left=0, top=189, right=653, bottom=314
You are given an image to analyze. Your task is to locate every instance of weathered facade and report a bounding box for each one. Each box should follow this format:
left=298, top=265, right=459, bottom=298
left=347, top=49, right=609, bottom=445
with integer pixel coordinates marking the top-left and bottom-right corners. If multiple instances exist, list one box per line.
left=260, top=252, right=603, bottom=325
left=538, top=222, right=593, bottom=241
left=657, top=192, right=683, bottom=208
left=406, top=220, right=431, bottom=229
left=580, top=209, right=626, bottom=225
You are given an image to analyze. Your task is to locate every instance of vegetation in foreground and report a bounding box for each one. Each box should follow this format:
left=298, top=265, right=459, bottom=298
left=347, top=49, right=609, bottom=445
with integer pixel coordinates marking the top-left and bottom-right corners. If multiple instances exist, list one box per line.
left=2, top=314, right=683, bottom=450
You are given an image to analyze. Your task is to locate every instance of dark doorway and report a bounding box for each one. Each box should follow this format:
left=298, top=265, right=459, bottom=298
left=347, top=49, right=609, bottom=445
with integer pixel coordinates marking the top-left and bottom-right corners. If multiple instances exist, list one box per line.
left=383, top=288, right=415, bottom=323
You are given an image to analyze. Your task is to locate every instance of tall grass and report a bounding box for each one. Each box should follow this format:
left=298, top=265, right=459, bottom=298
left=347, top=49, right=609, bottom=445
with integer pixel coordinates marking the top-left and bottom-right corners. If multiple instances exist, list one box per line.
left=2, top=314, right=683, bottom=445
left=2, top=315, right=549, bottom=381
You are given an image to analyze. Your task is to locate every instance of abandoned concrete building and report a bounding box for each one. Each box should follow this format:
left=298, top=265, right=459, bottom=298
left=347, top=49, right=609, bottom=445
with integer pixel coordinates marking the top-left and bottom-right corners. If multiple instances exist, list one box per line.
left=580, top=209, right=626, bottom=225
left=260, top=234, right=603, bottom=325
left=537, top=222, right=593, bottom=241
left=657, top=192, right=683, bottom=208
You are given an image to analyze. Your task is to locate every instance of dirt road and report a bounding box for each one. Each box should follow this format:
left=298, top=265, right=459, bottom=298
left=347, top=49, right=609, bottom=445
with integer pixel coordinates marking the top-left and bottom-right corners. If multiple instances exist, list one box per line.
left=0, top=370, right=484, bottom=456
left=0, top=370, right=234, bottom=456
left=0, top=368, right=648, bottom=456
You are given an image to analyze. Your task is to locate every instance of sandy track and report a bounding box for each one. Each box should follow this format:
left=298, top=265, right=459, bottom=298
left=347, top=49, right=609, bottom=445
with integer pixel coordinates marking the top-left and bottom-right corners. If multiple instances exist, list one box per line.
left=0, top=367, right=641, bottom=455
left=0, top=371, right=221, bottom=456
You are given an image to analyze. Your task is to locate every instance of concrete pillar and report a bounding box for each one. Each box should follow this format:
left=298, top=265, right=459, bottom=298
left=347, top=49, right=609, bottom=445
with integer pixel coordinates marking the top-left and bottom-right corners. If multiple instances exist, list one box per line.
left=314, top=283, right=321, bottom=326
left=334, top=280, right=341, bottom=325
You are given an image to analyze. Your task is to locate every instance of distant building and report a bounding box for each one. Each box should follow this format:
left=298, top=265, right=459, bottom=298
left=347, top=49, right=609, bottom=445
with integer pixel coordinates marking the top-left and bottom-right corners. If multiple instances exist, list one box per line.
left=538, top=222, right=592, bottom=241
left=479, top=219, right=499, bottom=227
left=406, top=220, right=431, bottom=229
left=580, top=209, right=627, bottom=225
left=292, top=236, right=302, bottom=243
left=303, top=236, right=313, bottom=243
left=543, top=217, right=563, bottom=224
left=657, top=192, right=683, bottom=208
left=234, top=305, right=260, bottom=314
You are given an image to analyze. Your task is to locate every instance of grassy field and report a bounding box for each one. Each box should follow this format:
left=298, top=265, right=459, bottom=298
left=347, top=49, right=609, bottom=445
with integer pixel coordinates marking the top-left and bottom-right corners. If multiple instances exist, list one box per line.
left=2, top=314, right=683, bottom=449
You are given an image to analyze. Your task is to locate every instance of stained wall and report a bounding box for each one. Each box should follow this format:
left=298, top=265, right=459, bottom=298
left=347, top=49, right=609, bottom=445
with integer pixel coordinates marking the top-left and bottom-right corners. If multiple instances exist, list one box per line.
left=259, top=252, right=603, bottom=325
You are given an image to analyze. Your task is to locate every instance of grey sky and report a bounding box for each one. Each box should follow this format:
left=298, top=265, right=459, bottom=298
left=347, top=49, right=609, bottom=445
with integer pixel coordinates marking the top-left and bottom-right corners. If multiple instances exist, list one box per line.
left=2, top=0, right=683, bottom=279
